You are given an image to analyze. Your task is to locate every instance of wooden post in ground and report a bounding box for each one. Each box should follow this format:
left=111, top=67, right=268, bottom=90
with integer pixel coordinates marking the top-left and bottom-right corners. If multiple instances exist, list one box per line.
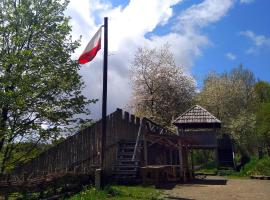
left=143, top=134, right=148, bottom=166
left=185, top=146, right=189, bottom=180
left=191, top=149, right=194, bottom=178
left=178, top=139, right=183, bottom=181
left=170, top=149, right=173, bottom=165
left=215, top=148, right=219, bottom=169
left=95, top=169, right=101, bottom=190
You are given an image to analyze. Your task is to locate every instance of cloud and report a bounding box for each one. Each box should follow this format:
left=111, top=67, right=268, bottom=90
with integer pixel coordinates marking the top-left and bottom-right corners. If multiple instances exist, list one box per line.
left=176, top=0, right=234, bottom=32
left=66, top=0, right=235, bottom=119
left=239, top=30, right=270, bottom=54
left=226, top=52, right=236, bottom=60
left=239, top=0, right=255, bottom=4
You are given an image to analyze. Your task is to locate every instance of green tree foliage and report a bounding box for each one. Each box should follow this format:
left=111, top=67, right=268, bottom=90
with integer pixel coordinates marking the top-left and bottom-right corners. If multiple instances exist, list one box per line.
left=256, top=102, right=270, bottom=155
left=254, top=81, right=270, bottom=103
left=228, top=111, right=256, bottom=155
left=241, top=156, right=270, bottom=176
left=196, top=66, right=257, bottom=155
left=197, top=65, right=256, bottom=121
left=0, top=0, right=96, bottom=173
left=253, top=81, right=270, bottom=155
left=130, top=45, right=196, bottom=127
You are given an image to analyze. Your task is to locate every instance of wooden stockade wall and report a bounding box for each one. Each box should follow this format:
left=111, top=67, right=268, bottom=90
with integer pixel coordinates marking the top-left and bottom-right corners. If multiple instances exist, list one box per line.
left=12, top=108, right=142, bottom=177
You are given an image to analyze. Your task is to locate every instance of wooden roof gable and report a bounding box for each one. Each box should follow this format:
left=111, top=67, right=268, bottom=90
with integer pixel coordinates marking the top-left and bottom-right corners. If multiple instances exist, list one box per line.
left=173, top=105, right=221, bottom=129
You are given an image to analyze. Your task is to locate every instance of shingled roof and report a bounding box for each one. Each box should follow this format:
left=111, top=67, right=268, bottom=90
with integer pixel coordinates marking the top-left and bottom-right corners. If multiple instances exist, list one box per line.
left=173, top=105, right=221, bottom=129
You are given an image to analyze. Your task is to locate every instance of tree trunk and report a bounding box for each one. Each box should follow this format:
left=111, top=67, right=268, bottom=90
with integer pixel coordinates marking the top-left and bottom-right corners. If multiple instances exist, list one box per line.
left=0, top=107, right=8, bottom=151
left=258, top=146, right=263, bottom=159
left=267, top=145, right=270, bottom=157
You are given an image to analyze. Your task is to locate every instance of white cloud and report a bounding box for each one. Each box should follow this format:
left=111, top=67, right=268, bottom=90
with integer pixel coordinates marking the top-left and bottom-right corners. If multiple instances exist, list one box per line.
left=239, top=30, right=270, bottom=54
left=66, top=0, right=235, bottom=119
left=240, top=0, right=255, bottom=4
left=226, top=52, right=236, bottom=60
left=176, top=0, right=234, bottom=32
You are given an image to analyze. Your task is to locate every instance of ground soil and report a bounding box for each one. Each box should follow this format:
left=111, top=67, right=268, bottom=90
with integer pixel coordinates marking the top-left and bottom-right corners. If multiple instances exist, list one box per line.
left=162, top=176, right=270, bottom=200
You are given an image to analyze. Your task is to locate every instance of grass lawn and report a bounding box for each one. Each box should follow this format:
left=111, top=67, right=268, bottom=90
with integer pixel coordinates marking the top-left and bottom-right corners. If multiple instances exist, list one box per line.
left=68, top=185, right=163, bottom=200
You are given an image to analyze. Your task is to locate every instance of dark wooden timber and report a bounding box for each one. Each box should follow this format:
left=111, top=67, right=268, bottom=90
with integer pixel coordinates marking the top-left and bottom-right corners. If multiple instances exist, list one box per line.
left=143, top=134, right=148, bottom=166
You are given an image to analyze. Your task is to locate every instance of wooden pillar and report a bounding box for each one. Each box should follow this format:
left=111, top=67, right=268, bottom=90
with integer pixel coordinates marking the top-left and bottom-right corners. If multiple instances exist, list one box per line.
left=191, top=149, right=194, bottom=178
left=215, top=128, right=219, bottom=169
left=143, top=134, right=148, bottom=166
left=178, top=140, right=183, bottom=181
left=182, top=146, right=187, bottom=182
left=215, top=148, right=219, bottom=169
left=95, top=168, right=101, bottom=189
left=170, top=149, right=173, bottom=165
left=185, top=146, right=189, bottom=180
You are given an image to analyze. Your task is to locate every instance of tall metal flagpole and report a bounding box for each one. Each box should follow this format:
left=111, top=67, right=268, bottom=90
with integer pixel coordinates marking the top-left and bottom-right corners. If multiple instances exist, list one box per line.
left=101, top=17, right=108, bottom=182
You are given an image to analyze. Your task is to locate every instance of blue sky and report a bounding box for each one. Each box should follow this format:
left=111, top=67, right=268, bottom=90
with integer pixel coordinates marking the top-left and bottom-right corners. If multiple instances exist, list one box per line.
left=189, top=0, right=270, bottom=88
left=151, top=0, right=270, bottom=88
left=66, top=0, right=270, bottom=118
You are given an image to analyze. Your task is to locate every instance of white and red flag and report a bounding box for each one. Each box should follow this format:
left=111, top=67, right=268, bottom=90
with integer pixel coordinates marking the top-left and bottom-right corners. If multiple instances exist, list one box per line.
left=78, top=27, right=102, bottom=64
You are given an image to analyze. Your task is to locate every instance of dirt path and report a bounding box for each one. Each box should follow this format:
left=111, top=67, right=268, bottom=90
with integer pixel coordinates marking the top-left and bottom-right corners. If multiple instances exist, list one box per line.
left=163, top=176, right=270, bottom=200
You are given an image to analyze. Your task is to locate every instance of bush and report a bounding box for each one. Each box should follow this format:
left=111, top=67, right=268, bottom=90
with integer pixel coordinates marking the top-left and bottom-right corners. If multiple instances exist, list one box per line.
left=241, top=156, right=270, bottom=176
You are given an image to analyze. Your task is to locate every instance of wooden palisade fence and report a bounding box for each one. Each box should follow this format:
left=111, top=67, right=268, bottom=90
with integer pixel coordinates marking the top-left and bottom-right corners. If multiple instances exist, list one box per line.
left=11, top=108, right=141, bottom=177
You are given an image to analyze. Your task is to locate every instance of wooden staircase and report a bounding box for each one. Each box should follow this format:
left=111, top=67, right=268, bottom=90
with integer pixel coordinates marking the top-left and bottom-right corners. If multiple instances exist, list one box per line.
left=113, top=141, right=142, bottom=183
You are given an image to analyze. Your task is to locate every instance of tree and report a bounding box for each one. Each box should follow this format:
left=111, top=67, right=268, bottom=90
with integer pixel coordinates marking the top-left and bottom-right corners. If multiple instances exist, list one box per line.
left=0, top=0, right=95, bottom=173
left=130, top=45, right=196, bottom=127
left=196, top=73, right=237, bottom=122
left=197, top=66, right=256, bottom=121
left=196, top=66, right=257, bottom=156
left=254, top=81, right=270, bottom=104
left=256, top=102, right=270, bottom=156
left=228, top=111, right=256, bottom=155
left=254, top=81, right=270, bottom=156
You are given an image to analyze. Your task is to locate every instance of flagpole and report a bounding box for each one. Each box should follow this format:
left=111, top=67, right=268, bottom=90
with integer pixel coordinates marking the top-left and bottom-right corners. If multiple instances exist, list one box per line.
left=101, top=17, right=108, bottom=185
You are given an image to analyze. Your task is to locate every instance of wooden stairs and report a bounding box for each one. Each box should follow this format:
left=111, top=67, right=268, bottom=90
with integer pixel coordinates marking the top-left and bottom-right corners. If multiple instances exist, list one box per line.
left=112, top=141, right=142, bottom=183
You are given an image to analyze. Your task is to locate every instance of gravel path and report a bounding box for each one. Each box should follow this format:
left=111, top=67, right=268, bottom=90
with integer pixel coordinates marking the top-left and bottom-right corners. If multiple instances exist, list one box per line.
left=163, top=176, right=270, bottom=200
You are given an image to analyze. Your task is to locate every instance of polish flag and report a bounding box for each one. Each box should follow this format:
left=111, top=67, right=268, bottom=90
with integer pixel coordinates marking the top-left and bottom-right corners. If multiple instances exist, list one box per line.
left=78, top=27, right=102, bottom=64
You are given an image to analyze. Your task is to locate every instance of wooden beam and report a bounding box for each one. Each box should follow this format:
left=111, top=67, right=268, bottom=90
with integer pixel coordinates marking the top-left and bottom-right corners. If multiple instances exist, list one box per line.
left=143, top=134, right=148, bottom=166
left=191, top=149, right=194, bottom=178
left=170, top=149, right=173, bottom=165
left=147, top=137, right=164, bottom=148
left=164, top=138, right=179, bottom=149
left=185, top=146, right=189, bottom=180
left=132, top=118, right=143, bottom=161
left=178, top=140, right=183, bottom=181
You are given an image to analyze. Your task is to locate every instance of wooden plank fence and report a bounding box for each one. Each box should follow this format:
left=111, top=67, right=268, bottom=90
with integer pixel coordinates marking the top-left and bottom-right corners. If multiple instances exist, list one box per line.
left=10, top=108, right=142, bottom=178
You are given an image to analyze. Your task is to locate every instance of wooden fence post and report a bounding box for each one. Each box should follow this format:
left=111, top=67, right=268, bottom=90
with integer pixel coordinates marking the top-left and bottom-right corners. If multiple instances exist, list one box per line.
left=143, top=134, right=148, bottom=166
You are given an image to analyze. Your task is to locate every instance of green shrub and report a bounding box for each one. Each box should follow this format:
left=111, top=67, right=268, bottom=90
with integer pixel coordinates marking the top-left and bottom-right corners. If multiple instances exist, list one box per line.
left=240, top=157, right=258, bottom=176
left=241, top=156, right=270, bottom=176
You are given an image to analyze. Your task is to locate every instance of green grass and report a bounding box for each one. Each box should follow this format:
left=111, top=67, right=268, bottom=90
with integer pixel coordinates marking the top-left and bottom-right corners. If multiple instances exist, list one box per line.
left=68, top=185, right=163, bottom=200
left=196, top=167, right=217, bottom=175
left=196, top=160, right=218, bottom=175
